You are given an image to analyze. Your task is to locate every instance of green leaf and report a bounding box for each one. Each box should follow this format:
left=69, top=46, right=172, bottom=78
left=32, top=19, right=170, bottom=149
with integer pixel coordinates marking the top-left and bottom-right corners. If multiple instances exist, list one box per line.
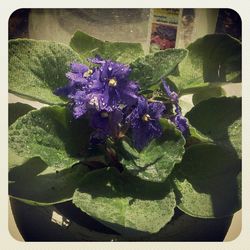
left=186, top=97, right=241, bottom=158
left=167, top=34, right=241, bottom=94
left=73, top=167, right=176, bottom=235
left=178, top=98, right=193, bottom=115
left=172, top=144, right=241, bottom=218
left=70, top=31, right=144, bottom=64
left=192, top=87, right=226, bottom=105
left=186, top=125, right=213, bottom=147
left=9, top=160, right=89, bottom=205
left=9, top=39, right=81, bottom=104
left=130, top=49, right=188, bottom=89
left=9, top=102, right=35, bottom=126
left=9, top=106, right=92, bottom=169
left=117, top=120, right=185, bottom=182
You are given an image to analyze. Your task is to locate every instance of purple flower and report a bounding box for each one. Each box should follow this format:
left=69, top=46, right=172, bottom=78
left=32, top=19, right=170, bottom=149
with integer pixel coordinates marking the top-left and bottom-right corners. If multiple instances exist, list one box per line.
left=90, top=108, right=124, bottom=144
left=55, top=58, right=139, bottom=119
left=162, top=79, right=179, bottom=103
left=55, top=62, right=90, bottom=97
left=88, top=57, right=139, bottom=110
left=162, top=79, right=189, bottom=137
left=89, top=56, right=131, bottom=80
left=127, top=96, right=165, bottom=150
left=171, top=114, right=189, bottom=137
left=54, top=62, right=102, bottom=118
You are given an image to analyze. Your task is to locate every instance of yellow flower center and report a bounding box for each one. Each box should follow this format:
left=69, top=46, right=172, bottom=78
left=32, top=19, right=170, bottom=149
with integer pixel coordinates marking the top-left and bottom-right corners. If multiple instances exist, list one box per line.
left=83, top=69, right=93, bottom=77
left=142, top=114, right=151, bottom=122
left=108, top=78, right=117, bottom=87
left=101, top=112, right=109, bottom=118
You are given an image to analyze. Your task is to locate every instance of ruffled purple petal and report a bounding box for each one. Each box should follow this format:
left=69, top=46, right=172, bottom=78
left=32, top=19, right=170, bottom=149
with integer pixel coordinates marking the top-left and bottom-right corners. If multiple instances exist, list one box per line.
left=54, top=85, right=71, bottom=97
left=172, top=114, right=189, bottom=137
left=127, top=96, right=164, bottom=150
left=119, top=81, right=139, bottom=106
left=148, top=102, right=165, bottom=119
left=137, top=96, right=148, bottom=116
left=162, top=79, right=179, bottom=103
left=109, top=61, right=131, bottom=80
left=70, top=62, right=89, bottom=73
left=72, top=103, right=87, bottom=119
left=132, top=120, right=162, bottom=151
left=66, top=72, right=86, bottom=83
left=88, top=56, right=106, bottom=65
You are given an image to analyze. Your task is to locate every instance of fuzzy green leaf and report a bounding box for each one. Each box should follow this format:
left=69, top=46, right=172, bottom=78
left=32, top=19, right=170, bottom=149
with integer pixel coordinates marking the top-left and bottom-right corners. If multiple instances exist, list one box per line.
left=9, top=39, right=81, bottom=104
left=9, top=106, right=92, bottom=169
left=167, top=34, right=241, bottom=94
left=192, top=87, right=226, bottom=105
left=172, top=144, right=241, bottom=218
left=117, top=120, right=185, bottom=182
left=73, top=168, right=176, bottom=235
left=70, top=30, right=144, bottom=64
left=9, top=160, right=89, bottom=205
left=186, top=97, right=241, bottom=158
left=9, top=102, right=35, bottom=126
left=130, top=49, right=188, bottom=89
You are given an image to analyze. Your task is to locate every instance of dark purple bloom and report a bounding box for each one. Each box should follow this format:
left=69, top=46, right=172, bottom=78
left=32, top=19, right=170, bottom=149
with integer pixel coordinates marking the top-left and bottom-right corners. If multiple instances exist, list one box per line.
left=54, top=62, right=103, bottom=118
left=88, top=57, right=139, bottom=110
left=89, top=56, right=131, bottom=80
left=55, top=62, right=90, bottom=96
left=162, top=79, right=189, bottom=137
left=90, top=108, right=124, bottom=143
left=171, top=114, right=189, bottom=137
left=55, top=58, right=139, bottom=119
left=127, top=96, right=165, bottom=150
left=162, top=78, right=179, bottom=103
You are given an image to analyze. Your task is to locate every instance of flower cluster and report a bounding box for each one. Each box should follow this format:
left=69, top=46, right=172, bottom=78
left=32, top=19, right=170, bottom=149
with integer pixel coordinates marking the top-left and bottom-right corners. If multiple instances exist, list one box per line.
left=55, top=57, right=188, bottom=150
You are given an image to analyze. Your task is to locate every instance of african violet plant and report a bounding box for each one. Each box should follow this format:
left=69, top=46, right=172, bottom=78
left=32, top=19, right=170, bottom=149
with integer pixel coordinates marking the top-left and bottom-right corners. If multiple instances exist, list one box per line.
left=9, top=31, right=242, bottom=240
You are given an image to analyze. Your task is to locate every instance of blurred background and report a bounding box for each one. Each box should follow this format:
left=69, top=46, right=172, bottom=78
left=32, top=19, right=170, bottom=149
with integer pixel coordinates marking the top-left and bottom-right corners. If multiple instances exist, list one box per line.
left=9, top=9, right=241, bottom=51
left=8, top=8, right=242, bottom=242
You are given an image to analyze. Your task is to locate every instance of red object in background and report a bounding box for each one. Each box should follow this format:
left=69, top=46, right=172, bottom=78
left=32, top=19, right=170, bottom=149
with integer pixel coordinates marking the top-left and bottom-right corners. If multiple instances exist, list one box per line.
left=151, top=35, right=175, bottom=49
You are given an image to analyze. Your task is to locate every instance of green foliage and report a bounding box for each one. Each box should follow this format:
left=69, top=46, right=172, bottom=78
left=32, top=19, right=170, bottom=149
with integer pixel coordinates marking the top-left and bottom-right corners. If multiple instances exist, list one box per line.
left=117, top=120, right=185, bottom=182
left=172, top=144, right=241, bottom=218
left=130, top=49, right=187, bottom=89
left=9, top=106, right=92, bottom=169
left=9, top=102, right=35, bottom=126
left=9, top=161, right=89, bottom=205
left=8, top=32, right=242, bottom=236
left=73, top=168, right=176, bottom=235
left=192, top=87, right=226, bottom=105
left=186, top=97, right=241, bottom=158
left=167, top=34, right=241, bottom=95
left=70, top=31, right=144, bottom=64
left=9, top=39, right=81, bottom=104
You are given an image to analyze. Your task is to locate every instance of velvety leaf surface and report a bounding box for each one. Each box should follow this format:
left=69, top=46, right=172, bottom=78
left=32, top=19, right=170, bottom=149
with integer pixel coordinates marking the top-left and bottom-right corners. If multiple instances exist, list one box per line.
left=9, top=106, right=92, bottom=169
left=186, top=97, right=241, bottom=158
left=9, top=160, right=89, bottom=205
left=9, top=102, right=35, bottom=126
left=192, top=87, right=226, bottom=105
left=172, top=144, right=241, bottom=218
left=70, top=31, right=144, bottom=64
left=186, top=125, right=213, bottom=147
left=130, top=49, right=187, bottom=89
left=117, top=120, right=185, bottom=182
left=9, top=39, right=81, bottom=104
left=178, top=98, right=193, bottom=115
left=73, top=168, right=176, bottom=235
left=167, top=34, right=241, bottom=94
